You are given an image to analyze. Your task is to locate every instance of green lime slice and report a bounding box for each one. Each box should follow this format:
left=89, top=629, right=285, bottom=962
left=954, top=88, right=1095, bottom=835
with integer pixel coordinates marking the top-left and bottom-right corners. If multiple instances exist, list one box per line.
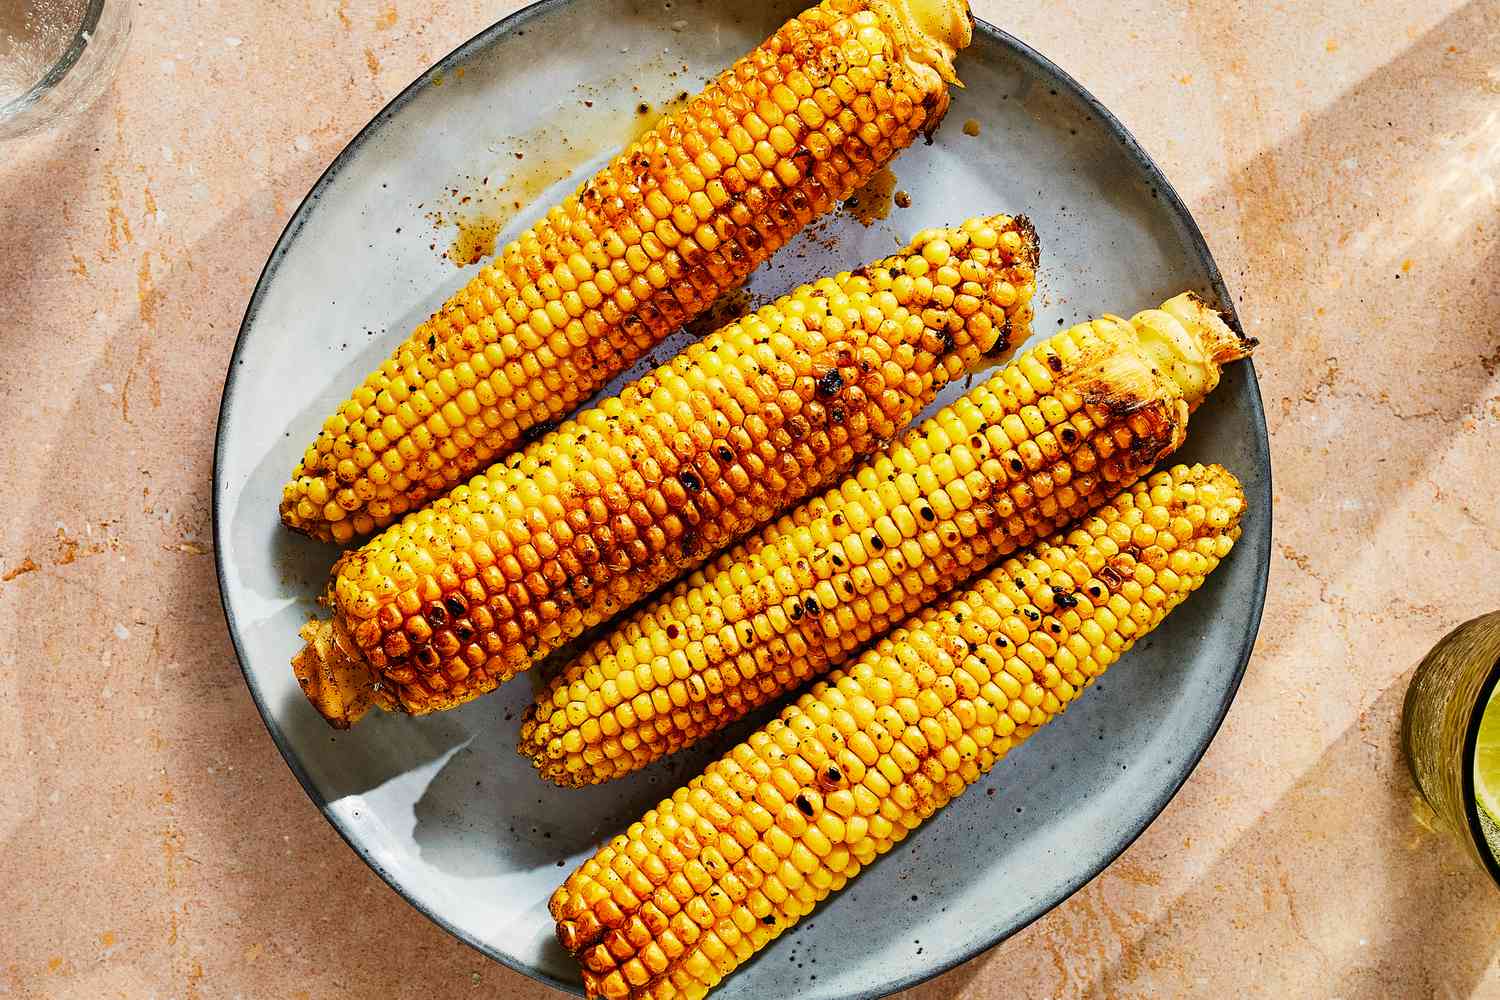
left=1473, top=688, right=1500, bottom=826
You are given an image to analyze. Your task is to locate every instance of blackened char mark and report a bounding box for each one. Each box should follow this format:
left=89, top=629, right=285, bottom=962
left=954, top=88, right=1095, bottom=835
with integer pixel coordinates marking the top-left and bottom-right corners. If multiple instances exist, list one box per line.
left=1012, top=215, right=1041, bottom=267
left=919, top=90, right=948, bottom=145
left=816, top=368, right=845, bottom=397
left=1124, top=400, right=1181, bottom=467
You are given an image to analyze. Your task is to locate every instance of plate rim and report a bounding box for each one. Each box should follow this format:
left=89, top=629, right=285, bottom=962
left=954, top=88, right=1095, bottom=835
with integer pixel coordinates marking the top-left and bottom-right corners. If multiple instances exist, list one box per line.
left=211, top=5, right=1272, bottom=997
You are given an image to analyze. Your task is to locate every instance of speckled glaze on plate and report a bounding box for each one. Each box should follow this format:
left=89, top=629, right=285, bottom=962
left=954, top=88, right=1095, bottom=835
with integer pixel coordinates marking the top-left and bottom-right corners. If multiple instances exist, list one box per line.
left=212, top=2, right=1271, bottom=996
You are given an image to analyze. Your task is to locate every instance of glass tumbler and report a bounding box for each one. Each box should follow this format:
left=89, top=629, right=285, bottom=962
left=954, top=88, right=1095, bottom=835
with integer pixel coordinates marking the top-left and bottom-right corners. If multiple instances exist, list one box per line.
left=1402, top=610, right=1500, bottom=886
left=0, top=0, right=131, bottom=141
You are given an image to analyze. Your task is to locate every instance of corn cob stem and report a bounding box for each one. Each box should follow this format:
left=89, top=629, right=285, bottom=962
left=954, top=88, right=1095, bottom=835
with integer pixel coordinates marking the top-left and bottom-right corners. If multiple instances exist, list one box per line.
left=551, top=463, right=1245, bottom=1000
left=280, top=0, right=974, bottom=544
left=292, top=216, right=1037, bottom=727
left=519, top=293, right=1253, bottom=784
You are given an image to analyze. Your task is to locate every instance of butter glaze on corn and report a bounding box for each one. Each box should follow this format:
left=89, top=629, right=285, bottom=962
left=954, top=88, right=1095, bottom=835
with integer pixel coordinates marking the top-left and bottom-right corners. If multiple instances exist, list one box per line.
left=551, top=463, right=1245, bottom=1000
left=292, top=215, right=1038, bottom=727
left=519, top=293, right=1253, bottom=785
left=280, top=0, right=974, bottom=544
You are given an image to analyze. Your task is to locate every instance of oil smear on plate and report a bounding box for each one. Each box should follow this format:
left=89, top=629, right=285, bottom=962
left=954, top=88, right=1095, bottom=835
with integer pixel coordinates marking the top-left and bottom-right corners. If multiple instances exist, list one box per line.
left=424, top=122, right=602, bottom=268
left=424, top=76, right=697, bottom=268
left=418, top=44, right=921, bottom=269
left=844, top=166, right=900, bottom=226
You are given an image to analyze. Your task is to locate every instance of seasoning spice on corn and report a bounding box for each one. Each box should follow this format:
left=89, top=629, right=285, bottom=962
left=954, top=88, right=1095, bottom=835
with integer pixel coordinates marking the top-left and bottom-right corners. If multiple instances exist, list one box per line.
left=520, top=293, right=1254, bottom=784
left=551, top=462, right=1246, bottom=1000
left=281, top=0, right=975, bottom=543
left=292, top=215, right=1037, bottom=727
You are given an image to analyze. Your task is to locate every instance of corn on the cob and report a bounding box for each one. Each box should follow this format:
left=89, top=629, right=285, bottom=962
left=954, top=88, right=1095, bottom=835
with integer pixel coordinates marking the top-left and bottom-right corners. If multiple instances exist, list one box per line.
left=291, top=216, right=1038, bottom=727
left=519, top=293, right=1253, bottom=784
left=551, top=462, right=1245, bottom=1000
left=279, top=0, right=974, bottom=544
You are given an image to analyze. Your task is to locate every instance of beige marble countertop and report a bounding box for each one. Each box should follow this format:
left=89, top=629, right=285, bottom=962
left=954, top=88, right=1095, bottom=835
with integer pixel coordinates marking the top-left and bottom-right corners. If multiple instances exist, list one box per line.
left=3, top=0, right=1499, bottom=996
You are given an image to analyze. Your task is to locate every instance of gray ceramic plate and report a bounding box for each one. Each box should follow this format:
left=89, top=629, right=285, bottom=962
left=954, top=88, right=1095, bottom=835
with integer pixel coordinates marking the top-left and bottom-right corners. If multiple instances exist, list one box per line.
left=214, top=2, right=1271, bottom=996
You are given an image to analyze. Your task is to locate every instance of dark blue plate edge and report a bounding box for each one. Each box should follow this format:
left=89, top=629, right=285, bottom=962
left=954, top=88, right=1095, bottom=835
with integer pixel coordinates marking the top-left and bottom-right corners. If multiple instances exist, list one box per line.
left=209, top=7, right=1274, bottom=999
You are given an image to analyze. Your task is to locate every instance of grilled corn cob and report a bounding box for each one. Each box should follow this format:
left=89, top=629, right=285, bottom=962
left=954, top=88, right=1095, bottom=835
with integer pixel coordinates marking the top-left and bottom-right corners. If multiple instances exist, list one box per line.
left=280, top=0, right=974, bottom=543
left=520, top=292, right=1253, bottom=784
left=552, top=462, right=1245, bottom=1000
left=292, top=216, right=1038, bottom=727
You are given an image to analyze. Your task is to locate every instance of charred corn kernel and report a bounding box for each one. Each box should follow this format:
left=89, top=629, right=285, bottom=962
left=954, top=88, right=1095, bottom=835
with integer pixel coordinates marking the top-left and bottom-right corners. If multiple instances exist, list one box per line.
left=551, top=464, right=1246, bottom=999
left=291, top=215, right=1039, bottom=728
left=279, top=0, right=974, bottom=544
left=520, top=292, right=1254, bottom=785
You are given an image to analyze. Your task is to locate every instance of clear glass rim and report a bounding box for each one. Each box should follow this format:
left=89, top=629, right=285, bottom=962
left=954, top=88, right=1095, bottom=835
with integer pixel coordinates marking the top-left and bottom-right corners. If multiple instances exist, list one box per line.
left=0, top=0, right=107, bottom=118
left=1462, top=650, right=1500, bottom=887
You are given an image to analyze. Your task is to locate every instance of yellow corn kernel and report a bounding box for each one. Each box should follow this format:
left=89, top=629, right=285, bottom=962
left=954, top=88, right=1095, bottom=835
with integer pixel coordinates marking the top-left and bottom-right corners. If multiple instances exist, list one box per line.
left=292, top=214, right=1040, bottom=727
left=279, top=0, right=971, bottom=545
left=550, top=463, right=1247, bottom=999
left=520, top=292, right=1255, bottom=784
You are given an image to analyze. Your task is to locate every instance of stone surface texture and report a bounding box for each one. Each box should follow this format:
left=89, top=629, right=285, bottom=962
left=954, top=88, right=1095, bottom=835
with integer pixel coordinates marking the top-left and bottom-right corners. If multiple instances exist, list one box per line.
left=2, top=0, right=1499, bottom=996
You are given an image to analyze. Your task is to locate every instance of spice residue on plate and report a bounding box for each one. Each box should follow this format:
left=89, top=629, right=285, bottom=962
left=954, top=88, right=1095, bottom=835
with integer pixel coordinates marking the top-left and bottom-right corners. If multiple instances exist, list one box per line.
left=844, top=166, right=898, bottom=226
left=447, top=215, right=501, bottom=267
left=683, top=284, right=754, bottom=339
left=425, top=126, right=607, bottom=267
left=426, top=84, right=698, bottom=267
left=626, top=88, right=692, bottom=144
left=962, top=118, right=981, bottom=136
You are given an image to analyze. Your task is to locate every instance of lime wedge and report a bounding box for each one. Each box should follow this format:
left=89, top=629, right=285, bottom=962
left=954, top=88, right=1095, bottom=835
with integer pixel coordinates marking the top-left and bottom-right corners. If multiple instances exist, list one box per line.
left=1473, top=688, right=1500, bottom=826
